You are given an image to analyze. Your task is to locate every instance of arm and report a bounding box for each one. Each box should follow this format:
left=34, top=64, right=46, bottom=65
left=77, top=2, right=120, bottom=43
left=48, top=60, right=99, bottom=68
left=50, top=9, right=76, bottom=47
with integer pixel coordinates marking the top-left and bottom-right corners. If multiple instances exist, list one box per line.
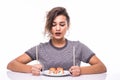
left=7, top=53, right=43, bottom=75
left=7, top=53, right=33, bottom=73
left=80, top=55, right=107, bottom=74
left=69, top=55, right=107, bottom=76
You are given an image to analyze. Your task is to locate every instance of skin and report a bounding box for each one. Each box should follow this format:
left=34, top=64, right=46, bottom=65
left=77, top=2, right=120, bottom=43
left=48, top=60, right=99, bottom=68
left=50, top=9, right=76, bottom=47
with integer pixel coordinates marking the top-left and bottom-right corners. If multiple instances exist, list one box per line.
left=7, top=15, right=107, bottom=76
left=50, top=15, right=69, bottom=48
left=69, top=55, right=107, bottom=76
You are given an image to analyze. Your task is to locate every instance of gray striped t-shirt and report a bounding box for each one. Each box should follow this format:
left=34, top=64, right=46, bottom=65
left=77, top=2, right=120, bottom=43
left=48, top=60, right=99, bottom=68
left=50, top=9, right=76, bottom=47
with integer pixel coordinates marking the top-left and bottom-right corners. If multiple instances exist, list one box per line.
left=25, top=39, right=95, bottom=70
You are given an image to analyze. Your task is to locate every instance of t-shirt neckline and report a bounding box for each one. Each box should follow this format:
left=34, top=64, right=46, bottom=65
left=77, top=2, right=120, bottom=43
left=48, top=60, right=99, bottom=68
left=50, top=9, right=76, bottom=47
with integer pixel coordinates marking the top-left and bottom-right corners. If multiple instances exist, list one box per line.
left=49, top=39, right=68, bottom=50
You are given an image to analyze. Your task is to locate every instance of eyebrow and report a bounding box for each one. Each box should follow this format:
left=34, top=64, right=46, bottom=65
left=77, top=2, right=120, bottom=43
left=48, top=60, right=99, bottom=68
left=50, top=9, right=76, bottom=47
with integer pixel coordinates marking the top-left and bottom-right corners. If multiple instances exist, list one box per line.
left=55, top=21, right=66, bottom=23
left=53, top=21, right=65, bottom=23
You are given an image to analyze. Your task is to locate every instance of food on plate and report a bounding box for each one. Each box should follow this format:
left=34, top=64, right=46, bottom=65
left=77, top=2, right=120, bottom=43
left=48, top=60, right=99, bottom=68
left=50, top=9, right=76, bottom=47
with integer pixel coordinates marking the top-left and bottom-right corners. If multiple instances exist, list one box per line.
left=56, top=67, right=64, bottom=74
left=49, top=67, right=64, bottom=74
left=49, top=67, right=57, bottom=74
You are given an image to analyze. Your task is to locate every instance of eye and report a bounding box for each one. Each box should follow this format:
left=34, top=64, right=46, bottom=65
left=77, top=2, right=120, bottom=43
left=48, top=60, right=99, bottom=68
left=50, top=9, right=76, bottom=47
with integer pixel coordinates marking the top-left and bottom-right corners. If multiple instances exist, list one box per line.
left=60, top=22, right=65, bottom=26
left=52, top=22, right=56, bottom=27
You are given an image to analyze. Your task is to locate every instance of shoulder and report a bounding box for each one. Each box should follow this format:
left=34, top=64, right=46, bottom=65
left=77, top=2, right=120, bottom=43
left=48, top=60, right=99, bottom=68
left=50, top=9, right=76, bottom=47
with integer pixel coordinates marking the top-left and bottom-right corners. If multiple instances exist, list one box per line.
left=37, top=40, right=55, bottom=49
left=67, top=39, right=83, bottom=46
left=37, top=41, right=49, bottom=47
left=67, top=39, right=89, bottom=49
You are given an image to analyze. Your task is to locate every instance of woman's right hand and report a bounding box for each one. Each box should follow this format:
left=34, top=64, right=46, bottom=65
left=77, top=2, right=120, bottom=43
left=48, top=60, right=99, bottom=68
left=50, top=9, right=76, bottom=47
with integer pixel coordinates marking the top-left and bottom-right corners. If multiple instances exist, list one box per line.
left=31, top=64, right=43, bottom=76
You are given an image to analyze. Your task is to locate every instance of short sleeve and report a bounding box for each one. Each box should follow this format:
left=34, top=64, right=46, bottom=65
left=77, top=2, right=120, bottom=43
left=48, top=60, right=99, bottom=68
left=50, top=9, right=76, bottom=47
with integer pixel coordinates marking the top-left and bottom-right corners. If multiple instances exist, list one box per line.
left=25, top=46, right=36, bottom=60
left=80, top=42, right=95, bottom=63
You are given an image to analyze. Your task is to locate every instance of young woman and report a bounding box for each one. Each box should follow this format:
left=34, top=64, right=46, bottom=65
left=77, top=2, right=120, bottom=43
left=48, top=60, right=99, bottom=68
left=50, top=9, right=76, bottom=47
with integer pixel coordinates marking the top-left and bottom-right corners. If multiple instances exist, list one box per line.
left=7, top=7, right=107, bottom=76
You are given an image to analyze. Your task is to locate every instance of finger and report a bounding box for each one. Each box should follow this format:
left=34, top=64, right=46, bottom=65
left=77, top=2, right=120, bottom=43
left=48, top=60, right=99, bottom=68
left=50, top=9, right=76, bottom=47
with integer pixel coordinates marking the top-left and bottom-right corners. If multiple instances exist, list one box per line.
left=70, top=69, right=81, bottom=76
left=71, top=71, right=80, bottom=76
left=31, top=66, right=41, bottom=72
left=34, top=64, right=42, bottom=69
left=31, top=68, right=41, bottom=76
left=32, top=71, right=40, bottom=76
left=69, top=66, right=75, bottom=72
left=32, top=64, right=42, bottom=70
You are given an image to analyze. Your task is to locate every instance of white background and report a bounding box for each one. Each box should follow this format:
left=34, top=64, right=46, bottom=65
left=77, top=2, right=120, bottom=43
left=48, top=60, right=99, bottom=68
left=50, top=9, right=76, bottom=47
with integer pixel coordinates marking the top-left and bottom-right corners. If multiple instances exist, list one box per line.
left=0, top=0, right=120, bottom=79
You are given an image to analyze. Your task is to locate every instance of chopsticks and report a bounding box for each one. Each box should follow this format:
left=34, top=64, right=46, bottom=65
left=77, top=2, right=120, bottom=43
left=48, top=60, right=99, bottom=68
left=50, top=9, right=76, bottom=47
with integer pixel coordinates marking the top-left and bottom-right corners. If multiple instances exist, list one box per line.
left=36, top=45, right=44, bottom=71
left=36, top=45, right=40, bottom=64
left=73, top=46, right=75, bottom=66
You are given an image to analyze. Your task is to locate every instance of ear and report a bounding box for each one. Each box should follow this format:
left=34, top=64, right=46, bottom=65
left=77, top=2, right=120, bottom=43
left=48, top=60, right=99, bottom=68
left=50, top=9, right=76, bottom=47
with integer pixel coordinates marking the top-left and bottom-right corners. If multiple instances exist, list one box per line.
left=67, top=26, right=70, bottom=30
left=67, top=23, right=70, bottom=30
left=66, top=26, right=68, bottom=29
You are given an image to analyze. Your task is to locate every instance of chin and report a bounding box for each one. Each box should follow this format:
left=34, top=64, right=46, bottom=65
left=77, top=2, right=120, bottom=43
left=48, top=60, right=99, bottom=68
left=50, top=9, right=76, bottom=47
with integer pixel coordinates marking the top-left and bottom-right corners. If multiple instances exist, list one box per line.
left=53, top=37, right=63, bottom=40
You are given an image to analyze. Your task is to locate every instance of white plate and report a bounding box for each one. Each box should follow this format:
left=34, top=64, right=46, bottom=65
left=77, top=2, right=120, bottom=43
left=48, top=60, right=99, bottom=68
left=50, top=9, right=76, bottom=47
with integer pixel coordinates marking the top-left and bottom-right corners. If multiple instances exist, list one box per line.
left=42, top=70, right=70, bottom=77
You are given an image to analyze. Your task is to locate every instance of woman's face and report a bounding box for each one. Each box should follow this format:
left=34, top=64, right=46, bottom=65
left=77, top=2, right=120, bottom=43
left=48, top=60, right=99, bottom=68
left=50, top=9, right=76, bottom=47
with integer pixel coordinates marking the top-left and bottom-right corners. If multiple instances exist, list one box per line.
left=51, top=15, right=69, bottom=40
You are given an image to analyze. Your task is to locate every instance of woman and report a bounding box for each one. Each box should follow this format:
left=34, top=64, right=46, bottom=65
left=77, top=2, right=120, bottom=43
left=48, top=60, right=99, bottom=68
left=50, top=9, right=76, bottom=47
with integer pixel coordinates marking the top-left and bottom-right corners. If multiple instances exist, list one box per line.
left=7, top=7, right=107, bottom=76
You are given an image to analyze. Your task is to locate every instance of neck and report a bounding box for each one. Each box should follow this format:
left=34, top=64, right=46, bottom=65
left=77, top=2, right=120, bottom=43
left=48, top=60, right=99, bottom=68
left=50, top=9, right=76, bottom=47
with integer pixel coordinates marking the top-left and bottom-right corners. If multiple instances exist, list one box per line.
left=51, top=38, right=66, bottom=48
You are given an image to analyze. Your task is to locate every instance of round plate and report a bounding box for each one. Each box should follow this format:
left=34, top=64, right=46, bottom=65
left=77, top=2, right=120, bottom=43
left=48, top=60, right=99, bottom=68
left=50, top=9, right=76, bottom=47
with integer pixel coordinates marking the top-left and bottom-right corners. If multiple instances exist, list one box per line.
left=42, top=70, right=70, bottom=77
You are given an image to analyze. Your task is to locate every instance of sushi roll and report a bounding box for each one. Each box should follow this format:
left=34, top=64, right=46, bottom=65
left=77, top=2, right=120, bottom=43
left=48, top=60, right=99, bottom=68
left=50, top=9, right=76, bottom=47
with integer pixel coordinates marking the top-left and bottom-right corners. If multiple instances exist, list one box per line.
left=49, top=67, right=57, bottom=74
left=56, top=67, right=64, bottom=74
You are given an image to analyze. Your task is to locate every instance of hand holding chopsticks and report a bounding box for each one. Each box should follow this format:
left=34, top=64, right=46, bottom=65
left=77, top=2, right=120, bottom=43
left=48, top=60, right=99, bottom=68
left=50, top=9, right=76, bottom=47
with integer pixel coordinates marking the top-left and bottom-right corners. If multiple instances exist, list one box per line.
left=69, top=46, right=81, bottom=76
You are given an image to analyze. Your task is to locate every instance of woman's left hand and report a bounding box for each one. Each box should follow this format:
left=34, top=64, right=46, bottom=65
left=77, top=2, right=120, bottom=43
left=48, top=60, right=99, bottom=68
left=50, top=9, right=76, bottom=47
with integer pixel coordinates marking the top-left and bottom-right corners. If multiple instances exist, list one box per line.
left=69, top=66, right=81, bottom=76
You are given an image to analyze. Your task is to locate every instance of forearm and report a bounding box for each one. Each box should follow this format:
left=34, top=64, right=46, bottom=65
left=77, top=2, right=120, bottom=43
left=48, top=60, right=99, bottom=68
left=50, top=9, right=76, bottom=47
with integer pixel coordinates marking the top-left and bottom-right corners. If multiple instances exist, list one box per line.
left=7, top=60, right=32, bottom=73
left=80, top=63, right=107, bottom=75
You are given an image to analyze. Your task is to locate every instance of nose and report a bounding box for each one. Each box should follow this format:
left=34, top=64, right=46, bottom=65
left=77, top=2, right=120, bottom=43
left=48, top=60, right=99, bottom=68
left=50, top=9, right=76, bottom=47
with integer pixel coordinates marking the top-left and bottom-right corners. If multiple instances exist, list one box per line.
left=56, top=25, right=61, bottom=31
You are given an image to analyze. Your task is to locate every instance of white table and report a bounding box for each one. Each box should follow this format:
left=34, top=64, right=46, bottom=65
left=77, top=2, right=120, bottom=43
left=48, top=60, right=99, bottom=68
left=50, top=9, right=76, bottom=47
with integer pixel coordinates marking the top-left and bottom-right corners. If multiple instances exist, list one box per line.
left=1, top=68, right=119, bottom=80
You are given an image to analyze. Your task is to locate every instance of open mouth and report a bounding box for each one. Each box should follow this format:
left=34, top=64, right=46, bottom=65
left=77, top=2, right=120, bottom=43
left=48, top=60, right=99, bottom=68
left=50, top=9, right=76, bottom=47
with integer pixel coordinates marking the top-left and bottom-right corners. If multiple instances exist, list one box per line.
left=55, top=32, right=61, bottom=36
